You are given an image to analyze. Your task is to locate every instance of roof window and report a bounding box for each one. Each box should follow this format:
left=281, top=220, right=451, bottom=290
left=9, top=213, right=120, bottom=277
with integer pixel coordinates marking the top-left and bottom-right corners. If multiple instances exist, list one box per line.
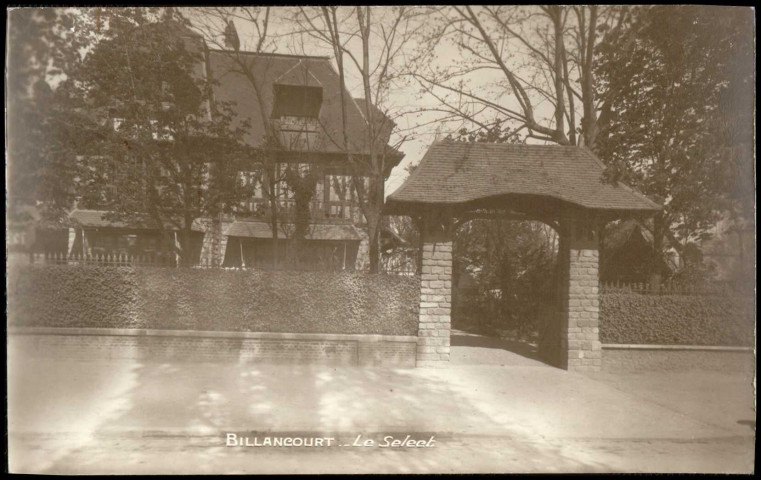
left=271, top=84, right=322, bottom=119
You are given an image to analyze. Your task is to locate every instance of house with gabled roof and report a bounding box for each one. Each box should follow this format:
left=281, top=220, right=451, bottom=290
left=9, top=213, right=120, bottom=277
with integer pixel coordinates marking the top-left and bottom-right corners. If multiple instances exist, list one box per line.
left=67, top=19, right=404, bottom=270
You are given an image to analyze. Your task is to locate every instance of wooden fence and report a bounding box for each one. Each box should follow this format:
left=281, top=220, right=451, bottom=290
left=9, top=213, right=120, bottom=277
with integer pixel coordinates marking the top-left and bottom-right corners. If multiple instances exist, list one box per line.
left=21, top=251, right=418, bottom=276
left=600, top=280, right=744, bottom=296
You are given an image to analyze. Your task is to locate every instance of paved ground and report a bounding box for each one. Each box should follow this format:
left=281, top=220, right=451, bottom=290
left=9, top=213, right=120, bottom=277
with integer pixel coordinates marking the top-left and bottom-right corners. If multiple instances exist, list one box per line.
left=451, top=329, right=544, bottom=366
left=7, top=335, right=756, bottom=474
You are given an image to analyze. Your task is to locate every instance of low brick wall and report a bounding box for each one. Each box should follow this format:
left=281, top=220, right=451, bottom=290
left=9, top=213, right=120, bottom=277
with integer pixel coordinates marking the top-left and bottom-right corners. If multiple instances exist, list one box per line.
left=9, top=328, right=418, bottom=367
left=601, top=345, right=755, bottom=373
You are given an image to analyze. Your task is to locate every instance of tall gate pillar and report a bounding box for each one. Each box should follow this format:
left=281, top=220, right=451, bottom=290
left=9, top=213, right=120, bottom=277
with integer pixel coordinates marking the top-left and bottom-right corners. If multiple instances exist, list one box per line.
left=416, top=211, right=453, bottom=367
left=541, top=215, right=602, bottom=371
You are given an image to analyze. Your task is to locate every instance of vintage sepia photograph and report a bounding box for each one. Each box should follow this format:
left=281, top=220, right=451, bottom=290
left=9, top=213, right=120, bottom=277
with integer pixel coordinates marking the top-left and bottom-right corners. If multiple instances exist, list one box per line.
left=6, top=5, right=756, bottom=474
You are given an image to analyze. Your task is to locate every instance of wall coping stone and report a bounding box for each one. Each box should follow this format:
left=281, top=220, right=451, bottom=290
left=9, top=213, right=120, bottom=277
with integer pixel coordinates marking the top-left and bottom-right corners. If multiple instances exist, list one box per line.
left=602, top=343, right=753, bottom=352
left=8, top=326, right=418, bottom=344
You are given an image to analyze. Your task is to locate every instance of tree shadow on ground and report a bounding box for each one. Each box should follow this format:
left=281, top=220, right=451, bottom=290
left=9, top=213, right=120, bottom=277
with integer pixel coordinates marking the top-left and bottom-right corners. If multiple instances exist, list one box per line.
left=17, top=353, right=608, bottom=474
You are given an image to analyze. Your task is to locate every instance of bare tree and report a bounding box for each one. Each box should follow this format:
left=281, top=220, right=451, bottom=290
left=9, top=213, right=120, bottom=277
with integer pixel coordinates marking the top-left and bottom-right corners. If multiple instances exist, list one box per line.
left=408, top=5, right=633, bottom=150
left=191, top=7, right=289, bottom=267
left=290, top=6, right=415, bottom=272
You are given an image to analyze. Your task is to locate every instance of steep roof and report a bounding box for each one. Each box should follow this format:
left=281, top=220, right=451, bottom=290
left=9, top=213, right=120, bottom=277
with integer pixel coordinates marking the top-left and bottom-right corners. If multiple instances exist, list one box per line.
left=385, top=141, right=660, bottom=214
left=603, top=219, right=654, bottom=251
left=207, top=49, right=398, bottom=160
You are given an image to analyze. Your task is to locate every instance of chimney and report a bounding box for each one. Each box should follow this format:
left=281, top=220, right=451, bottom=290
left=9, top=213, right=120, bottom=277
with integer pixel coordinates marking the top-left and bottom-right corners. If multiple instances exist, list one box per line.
left=224, top=19, right=240, bottom=51
left=433, top=124, right=442, bottom=143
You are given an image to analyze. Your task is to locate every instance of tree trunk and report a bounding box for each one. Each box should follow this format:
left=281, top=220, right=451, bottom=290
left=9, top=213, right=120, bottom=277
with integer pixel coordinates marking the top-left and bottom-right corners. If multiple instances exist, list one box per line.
left=650, top=213, right=666, bottom=288
left=180, top=225, right=192, bottom=266
left=581, top=6, right=599, bottom=150
left=551, top=7, right=566, bottom=140
left=366, top=208, right=381, bottom=273
left=264, top=159, right=279, bottom=269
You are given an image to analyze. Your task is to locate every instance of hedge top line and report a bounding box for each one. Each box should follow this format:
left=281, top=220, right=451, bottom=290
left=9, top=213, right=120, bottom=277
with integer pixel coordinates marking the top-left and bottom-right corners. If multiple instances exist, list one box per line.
left=600, top=280, right=746, bottom=296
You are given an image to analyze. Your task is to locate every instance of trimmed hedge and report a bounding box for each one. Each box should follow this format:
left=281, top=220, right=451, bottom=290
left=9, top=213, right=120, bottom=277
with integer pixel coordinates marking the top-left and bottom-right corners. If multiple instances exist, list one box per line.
left=600, top=291, right=755, bottom=346
left=7, top=265, right=420, bottom=336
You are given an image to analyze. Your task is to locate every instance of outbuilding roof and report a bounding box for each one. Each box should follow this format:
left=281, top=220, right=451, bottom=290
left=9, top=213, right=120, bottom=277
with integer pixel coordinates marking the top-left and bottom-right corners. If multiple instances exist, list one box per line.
left=226, top=221, right=362, bottom=241
left=385, top=141, right=660, bottom=214
left=69, top=209, right=205, bottom=232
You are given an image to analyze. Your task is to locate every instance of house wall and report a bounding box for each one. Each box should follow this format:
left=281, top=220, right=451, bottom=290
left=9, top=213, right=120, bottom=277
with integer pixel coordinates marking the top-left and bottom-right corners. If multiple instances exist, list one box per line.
left=221, top=162, right=372, bottom=270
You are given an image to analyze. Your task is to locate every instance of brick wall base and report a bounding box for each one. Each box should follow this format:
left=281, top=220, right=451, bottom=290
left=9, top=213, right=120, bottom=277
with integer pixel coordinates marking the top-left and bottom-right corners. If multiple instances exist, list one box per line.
left=601, top=347, right=754, bottom=373
left=9, top=329, right=418, bottom=367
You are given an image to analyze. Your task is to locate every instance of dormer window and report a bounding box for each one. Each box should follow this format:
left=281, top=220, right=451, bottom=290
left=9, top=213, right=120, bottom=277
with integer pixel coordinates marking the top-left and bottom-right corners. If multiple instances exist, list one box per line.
left=272, top=84, right=322, bottom=150
left=271, top=85, right=322, bottom=119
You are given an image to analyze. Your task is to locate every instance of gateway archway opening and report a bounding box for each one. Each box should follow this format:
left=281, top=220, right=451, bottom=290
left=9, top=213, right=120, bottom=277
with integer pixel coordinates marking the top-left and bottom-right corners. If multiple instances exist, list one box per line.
left=451, top=217, right=559, bottom=365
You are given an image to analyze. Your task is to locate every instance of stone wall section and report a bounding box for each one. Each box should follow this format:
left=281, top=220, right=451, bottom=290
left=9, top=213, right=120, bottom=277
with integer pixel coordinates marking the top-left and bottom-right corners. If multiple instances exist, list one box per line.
left=538, top=219, right=602, bottom=372
left=417, top=240, right=452, bottom=367
left=566, top=233, right=602, bottom=371
left=9, top=329, right=418, bottom=367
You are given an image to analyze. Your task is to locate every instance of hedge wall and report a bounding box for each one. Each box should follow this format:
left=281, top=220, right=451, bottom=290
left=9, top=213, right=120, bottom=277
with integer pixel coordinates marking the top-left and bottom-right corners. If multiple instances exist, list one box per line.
left=7, top=265, right=420, bottom=336
left=600, top=291, right=755, bottom=346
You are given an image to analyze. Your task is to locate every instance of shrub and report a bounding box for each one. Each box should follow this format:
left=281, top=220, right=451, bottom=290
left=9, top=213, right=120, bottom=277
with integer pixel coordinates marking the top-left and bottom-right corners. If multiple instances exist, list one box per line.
left=600, top=291, right=755, bottom=346
left=7, top=265, right=420, bottom=336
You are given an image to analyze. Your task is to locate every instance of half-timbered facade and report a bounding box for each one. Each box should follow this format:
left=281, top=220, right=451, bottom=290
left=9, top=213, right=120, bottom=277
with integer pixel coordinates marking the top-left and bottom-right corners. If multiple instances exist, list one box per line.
left=66, top=20, right=403, bottom=270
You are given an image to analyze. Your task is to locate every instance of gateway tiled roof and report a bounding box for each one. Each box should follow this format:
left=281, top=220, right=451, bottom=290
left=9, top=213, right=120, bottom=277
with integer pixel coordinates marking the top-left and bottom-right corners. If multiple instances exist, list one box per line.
left=69, top=209, right=205, bottom=232
left=226, top=221, right=362, bottom=241
left=386, top=141, right=660, bottom=213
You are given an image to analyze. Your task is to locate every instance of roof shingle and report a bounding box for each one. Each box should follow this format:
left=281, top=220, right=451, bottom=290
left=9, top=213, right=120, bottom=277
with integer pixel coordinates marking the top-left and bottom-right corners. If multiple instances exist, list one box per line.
left=207, top=50, right=390, bottom=157
left=385, top=141, right=660, bottom=213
